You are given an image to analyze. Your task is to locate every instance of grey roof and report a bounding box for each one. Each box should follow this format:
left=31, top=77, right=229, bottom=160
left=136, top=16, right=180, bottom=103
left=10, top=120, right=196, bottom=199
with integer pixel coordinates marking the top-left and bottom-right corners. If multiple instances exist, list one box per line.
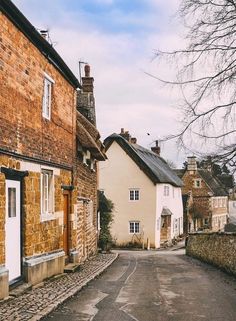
left=161, top=207, right=173, bottom=216
left=174, top=169, right=185, bottom=179
left=104, top=134, right=183, bottom=187
left=198, top=169, right=228, bottom=196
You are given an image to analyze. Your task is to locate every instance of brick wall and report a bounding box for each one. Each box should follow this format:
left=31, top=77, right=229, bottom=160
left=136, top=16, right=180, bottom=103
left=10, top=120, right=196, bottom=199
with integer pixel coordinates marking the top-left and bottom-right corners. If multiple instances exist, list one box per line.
left=0, top=155, right=73, bottom=259
left=74, top=161, right=98, bottom=261
left=186, top=232, right=236, bottom=275
left=0, top=13, right=76, bottom=167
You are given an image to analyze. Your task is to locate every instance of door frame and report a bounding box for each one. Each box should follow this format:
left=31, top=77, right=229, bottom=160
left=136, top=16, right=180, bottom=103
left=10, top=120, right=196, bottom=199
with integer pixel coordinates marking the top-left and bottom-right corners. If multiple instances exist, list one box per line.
left=1, top=167, right=28, bottom=285
left=63, top=190, right=71, bottom=258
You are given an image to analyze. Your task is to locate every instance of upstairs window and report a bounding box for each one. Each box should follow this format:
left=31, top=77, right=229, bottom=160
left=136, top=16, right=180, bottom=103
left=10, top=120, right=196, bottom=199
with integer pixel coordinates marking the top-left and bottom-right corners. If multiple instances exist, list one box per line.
left=129, top=221, right=140, bottom=233
left=194, top=179, right=202, bottom=188
left=164, top=185, right=169, bottom=196
left=42, top=73, right=54, bottom=120
left=41, top=169, right=54, bottom=219
left=129, top=189, right=139, bottom=201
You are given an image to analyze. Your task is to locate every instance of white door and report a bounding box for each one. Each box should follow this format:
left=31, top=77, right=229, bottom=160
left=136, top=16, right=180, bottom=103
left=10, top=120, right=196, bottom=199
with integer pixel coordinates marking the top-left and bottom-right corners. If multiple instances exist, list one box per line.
left=5, top=180, right=21, bottom=283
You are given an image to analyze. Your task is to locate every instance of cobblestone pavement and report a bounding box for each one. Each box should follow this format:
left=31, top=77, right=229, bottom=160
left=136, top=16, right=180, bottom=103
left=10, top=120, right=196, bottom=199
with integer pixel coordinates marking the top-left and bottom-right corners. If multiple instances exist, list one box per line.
left=0, top=253, right=117, bottom=321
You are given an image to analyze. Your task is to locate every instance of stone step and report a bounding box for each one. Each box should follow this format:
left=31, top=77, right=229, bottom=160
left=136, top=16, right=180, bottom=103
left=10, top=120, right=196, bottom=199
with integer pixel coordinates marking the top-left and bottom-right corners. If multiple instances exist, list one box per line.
left=64, top=263, right=81, bottom=273
left=9, top=282, right=32, bottom=297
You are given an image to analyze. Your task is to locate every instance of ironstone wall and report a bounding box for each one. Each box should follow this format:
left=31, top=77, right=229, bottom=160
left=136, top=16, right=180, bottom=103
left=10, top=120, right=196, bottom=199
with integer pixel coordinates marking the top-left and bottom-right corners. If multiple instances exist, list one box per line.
left=186, top=232, right=236, bottom=276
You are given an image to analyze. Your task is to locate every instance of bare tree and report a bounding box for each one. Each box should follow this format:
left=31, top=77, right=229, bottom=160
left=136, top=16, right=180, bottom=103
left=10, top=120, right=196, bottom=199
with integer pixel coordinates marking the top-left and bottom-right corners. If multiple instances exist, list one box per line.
left=154, top=0, right=236, bottom=170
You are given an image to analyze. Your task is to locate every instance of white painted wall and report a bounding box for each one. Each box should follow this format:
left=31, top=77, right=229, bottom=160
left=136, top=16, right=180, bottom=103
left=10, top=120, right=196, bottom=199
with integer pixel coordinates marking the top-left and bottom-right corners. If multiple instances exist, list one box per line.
left=229, top=200, right=236, bottom=224
left=99, top=141, right=157, bottom=247
left=156, top=184, right=183, bottom=245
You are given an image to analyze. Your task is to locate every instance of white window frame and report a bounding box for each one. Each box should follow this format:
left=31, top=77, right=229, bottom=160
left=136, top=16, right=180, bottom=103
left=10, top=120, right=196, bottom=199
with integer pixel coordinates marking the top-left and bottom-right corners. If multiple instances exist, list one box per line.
left=213, top=198, right=218, bottom=208
left=194, top=179, right=202, bottom=188
left=129, top=221, right=140, bottom=234
left=164, top=185, right=169, bottom=196
left=41, top=169, right=54, bottom=221
left=129, top=189, right=140, bottom=201
left=42, top=73, right=54, bottom=120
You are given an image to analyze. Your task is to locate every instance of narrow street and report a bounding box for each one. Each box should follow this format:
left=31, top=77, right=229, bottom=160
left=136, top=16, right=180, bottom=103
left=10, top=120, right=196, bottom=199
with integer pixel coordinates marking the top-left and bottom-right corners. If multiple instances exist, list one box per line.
left=44, top=249, right=236, bottom=321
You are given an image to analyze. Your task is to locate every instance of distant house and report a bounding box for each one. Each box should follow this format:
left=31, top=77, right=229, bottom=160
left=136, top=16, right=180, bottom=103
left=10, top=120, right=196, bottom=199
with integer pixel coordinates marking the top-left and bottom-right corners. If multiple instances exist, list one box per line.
left=0, top=0, right=105, bottom=299
left=99, top=129, right=183, bottom=249
left=175, top=157, right=228, bottom=233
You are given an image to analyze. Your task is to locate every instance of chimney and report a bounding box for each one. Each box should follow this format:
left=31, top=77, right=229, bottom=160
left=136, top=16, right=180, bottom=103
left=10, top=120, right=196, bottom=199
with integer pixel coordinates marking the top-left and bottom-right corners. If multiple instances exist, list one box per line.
left=187, top=156, right=197, bottom=171
left=131, top=137, right=137, bottom=144
left=39, top=30, right=48, bottom=40
left=82, top=64, right=94, bottom=93
left=77, top=64, right=96, bottom=125
left=151, top=140, right=161, bottom=156
left=119, top=128, right=131, bottom=142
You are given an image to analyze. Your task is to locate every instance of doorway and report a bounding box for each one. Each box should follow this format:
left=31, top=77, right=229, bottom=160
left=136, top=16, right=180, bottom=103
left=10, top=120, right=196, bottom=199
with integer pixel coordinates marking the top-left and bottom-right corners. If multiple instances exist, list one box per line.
left=5, top=179, right=21, bottom=283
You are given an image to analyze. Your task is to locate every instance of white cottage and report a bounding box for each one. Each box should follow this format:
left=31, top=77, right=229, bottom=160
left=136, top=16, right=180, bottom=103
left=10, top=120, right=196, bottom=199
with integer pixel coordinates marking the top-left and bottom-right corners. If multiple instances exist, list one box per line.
left=99, top=130, right=184, bottom=248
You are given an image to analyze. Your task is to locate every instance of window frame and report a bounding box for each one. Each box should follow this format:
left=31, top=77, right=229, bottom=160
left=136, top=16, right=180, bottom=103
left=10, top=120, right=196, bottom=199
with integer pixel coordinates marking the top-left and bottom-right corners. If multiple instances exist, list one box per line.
left=193, top=179, right=202, bottom=188
left=42, top=73, right=54, bottom=120
left=41, top=169, right=54, bottom=221
left=164, top=185, right=170, bottom=196
left=129, top=189, right=140, bottom=201
left=129, top=221, right=140, bottom=234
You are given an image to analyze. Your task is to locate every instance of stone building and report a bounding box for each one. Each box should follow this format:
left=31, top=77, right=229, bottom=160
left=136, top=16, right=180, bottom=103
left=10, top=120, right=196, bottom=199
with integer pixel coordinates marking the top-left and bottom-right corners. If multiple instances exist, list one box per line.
left=175, top=157, right=228, bottom=233
left=0, top=0, right=105, bottom=299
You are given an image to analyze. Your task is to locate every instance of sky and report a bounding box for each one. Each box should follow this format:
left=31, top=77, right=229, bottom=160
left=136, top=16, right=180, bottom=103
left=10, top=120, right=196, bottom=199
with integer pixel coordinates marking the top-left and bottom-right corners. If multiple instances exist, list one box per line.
left=12, top=0, right=188, bottom=167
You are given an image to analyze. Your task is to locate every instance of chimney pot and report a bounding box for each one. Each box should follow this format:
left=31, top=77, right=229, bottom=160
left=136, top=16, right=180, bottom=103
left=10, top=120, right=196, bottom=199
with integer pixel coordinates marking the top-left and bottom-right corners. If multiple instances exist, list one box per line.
left=84, top=64, right=90, bottom=77
left=151, top=140, right=160, bottom=155
left=119, top=129, right=131, bottom=142
left=131, top=137, right=137, bottom=144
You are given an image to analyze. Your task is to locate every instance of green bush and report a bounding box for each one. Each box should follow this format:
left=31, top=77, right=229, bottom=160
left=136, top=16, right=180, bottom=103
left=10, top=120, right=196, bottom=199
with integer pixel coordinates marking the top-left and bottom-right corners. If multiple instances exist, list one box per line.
left=98, top=191, right=114, bottom=252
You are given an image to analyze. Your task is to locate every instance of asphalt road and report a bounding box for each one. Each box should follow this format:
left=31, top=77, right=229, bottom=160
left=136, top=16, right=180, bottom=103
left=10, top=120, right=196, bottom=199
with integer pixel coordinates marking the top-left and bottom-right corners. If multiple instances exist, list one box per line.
left=44, top=249, right=236, bottom=321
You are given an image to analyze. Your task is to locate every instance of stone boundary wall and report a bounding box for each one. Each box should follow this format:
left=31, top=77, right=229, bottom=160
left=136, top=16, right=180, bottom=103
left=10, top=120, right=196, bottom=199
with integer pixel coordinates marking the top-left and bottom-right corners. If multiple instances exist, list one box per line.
left=186, top=232, right=236, bottom=276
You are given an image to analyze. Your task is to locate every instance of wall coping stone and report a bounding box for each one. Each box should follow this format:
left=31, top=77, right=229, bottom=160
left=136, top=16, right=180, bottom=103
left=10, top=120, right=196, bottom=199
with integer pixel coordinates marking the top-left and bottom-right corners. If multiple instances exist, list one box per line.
left=189, top=231, right=236, bottom=236
left=23, top=250, right=65, bottom=267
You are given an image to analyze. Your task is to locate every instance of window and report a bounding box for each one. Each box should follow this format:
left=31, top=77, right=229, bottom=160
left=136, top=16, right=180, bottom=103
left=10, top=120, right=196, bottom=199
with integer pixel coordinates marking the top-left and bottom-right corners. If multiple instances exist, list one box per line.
left=164, top=185, right=169, bottom=196
left=213, top=199, right=218, bottom=208
left=41, top=169, right=54, bottom=218
left=129, top=221, right=140, bottom=233
left=8, top=188, right=16, bottom=218
left=172, top=187, right=175, bottom=198
left=219, top=198, right=223, bottom=207
left=194, top=179, right=202, bottom=188
left=129, top=189, right=139, bottom=201
left=42, top=73, right=54, bottom=119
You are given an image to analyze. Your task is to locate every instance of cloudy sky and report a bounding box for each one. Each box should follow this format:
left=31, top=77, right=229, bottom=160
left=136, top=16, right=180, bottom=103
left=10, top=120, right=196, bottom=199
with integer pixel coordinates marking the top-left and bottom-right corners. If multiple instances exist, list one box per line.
left=13, top=0, right=188, bottom=166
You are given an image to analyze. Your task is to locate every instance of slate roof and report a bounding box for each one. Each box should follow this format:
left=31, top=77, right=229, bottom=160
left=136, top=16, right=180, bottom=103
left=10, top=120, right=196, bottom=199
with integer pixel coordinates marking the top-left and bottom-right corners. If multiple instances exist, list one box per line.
left=174, top=169, right=185, bottom=179
left=104, top=134, right=183, bottom=187
left=198, top=169, right=228, bottom=196
left=174, top=167, right=228, bottom=196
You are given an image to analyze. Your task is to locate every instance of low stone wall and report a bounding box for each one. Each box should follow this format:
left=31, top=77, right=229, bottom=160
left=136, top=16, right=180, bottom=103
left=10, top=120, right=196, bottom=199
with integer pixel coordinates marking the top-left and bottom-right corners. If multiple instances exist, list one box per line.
left=186, top=232, right=236, bottom=276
